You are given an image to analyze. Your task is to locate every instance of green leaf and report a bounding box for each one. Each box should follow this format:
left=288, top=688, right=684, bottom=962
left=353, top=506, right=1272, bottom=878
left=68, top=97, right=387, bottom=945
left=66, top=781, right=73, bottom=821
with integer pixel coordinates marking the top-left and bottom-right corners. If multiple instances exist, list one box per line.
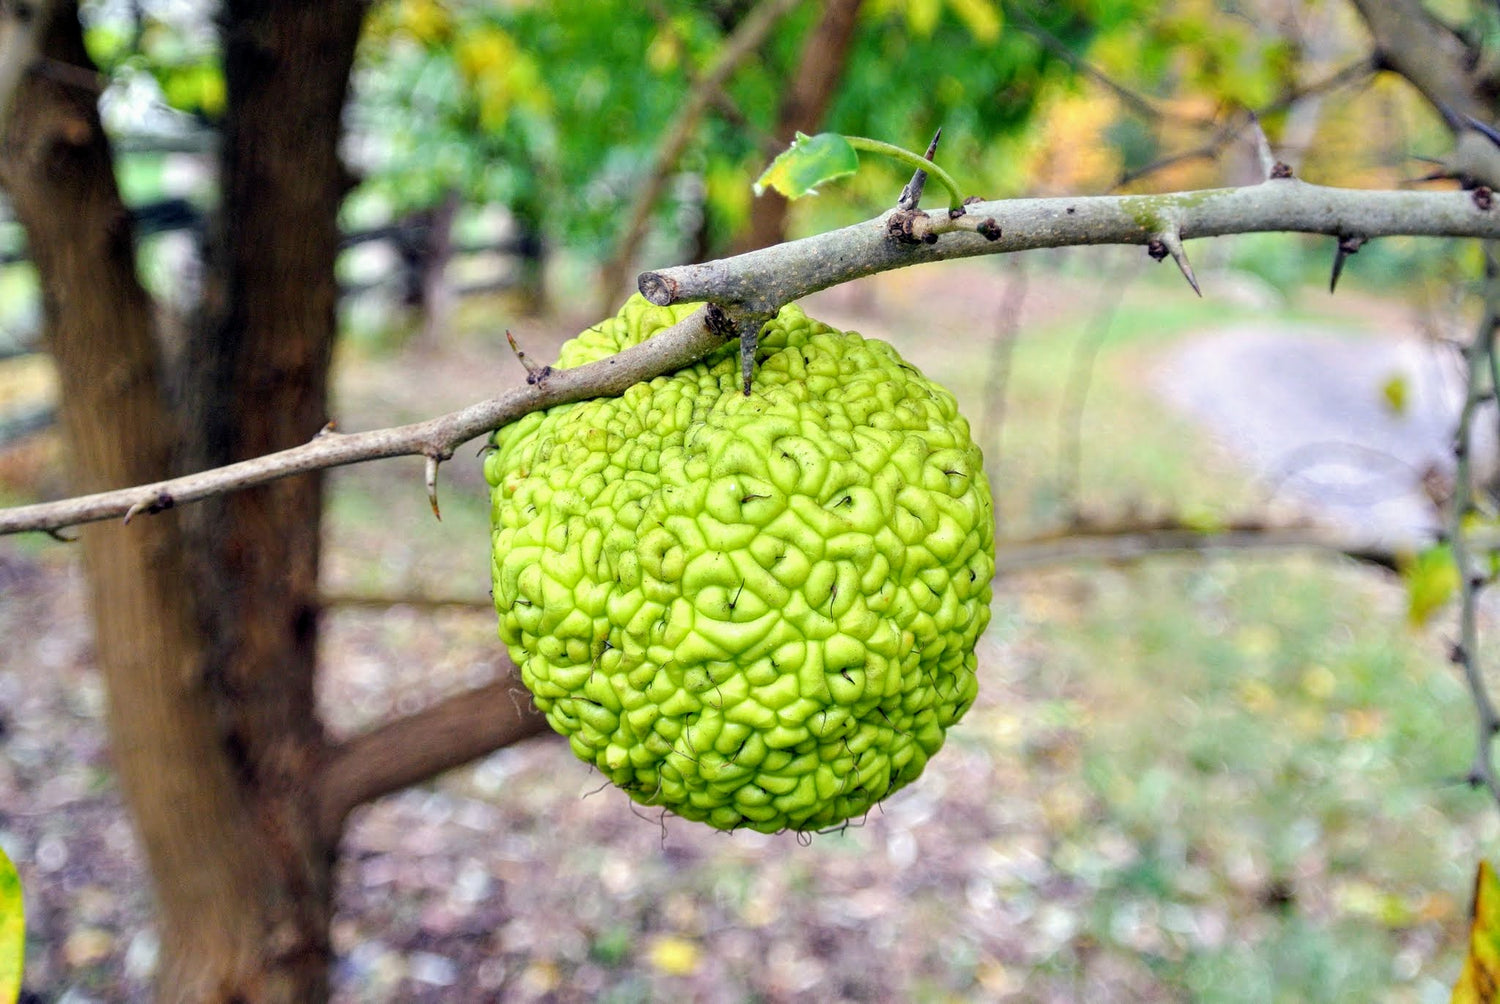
left=0, top=843, right=22, bottom=1004
left=752, top=132, right=859, bottom=200
left=1453, top=860, right=1500, bottom=1004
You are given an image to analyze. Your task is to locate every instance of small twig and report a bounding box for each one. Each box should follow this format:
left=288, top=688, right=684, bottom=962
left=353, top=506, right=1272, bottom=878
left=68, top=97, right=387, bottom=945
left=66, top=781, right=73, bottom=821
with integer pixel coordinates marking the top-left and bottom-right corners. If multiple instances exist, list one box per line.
left=320, top=590, right=493, bottom=611
left=1248, top=111, right=1279, bottom=181
left=1448, top=254, right=1500, bottom=809
left=639, top=182, right=1500, bottom=315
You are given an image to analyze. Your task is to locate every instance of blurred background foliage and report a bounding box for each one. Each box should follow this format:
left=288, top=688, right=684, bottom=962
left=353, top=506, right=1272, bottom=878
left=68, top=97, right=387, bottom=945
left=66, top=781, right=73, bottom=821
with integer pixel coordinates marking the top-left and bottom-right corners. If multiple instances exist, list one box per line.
left=50, top=0, right=1467, bottom=326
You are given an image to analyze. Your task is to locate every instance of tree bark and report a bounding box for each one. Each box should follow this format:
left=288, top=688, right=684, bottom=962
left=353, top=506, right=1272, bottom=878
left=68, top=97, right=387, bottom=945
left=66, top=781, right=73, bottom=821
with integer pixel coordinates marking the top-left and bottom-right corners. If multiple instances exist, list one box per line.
left=171, top=0, right=367, bottom=998
left=2, top=3, right=363, bottom=1000
left=735, top=0, right=863, bottom=252
left=0, top=5, right=310, bottom=1001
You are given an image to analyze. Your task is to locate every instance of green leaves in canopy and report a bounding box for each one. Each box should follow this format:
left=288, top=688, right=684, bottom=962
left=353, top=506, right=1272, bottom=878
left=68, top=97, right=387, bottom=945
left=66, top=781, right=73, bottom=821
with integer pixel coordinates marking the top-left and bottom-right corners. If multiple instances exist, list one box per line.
left=0, top=843, right=21, bottom=1004
left=753, top=132, right=860, bottom=199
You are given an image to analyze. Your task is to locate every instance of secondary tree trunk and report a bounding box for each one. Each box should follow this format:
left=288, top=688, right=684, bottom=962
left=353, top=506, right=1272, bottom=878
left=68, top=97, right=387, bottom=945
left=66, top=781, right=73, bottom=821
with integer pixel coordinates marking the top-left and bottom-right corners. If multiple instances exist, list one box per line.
left=735, top=0, right=863, bottom=251
left=2, top=3, right=363, bottom=1000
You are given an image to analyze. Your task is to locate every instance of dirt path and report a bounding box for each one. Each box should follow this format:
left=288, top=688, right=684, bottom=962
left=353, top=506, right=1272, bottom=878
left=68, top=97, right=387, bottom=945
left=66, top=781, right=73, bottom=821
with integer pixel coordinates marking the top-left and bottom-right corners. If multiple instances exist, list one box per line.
left=1153, top=322, right=1488, bottom=543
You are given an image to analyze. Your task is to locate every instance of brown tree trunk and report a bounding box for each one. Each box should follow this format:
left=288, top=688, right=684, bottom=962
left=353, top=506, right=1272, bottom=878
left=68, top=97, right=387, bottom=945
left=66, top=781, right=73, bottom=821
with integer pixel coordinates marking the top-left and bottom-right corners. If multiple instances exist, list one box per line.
left=1, top=3, right=363, bottom=1000
left=735, top=0, right=864, bottom=252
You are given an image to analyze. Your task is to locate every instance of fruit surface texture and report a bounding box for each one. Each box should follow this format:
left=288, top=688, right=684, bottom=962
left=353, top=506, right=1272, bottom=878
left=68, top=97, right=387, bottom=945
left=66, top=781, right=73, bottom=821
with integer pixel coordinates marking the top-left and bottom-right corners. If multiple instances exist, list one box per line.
left=487, top=296, right=995, bottom=832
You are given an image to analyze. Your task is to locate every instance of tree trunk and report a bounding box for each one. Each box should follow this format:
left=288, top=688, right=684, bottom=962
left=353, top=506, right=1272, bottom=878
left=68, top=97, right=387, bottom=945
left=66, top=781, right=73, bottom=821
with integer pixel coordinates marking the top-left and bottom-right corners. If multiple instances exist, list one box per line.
left=735, top=0, right=863, bottom=252
left=2, top=3, right=363, bottom=1000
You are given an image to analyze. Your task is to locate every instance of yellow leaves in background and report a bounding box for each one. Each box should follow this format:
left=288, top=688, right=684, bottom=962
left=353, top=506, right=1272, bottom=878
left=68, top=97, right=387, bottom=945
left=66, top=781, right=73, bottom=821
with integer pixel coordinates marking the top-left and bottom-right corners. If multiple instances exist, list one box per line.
left=946, top=0, right=1002, bottom=43
left=1380, top=373, right=1410, bottom=417
left=0, top=844, right=21, bottom=1004
left=401, top=0, right=454, bottom=45
left=866, top=0, right=1003, bottom=42
left=368, top=0, right=454, bottom=46
left=454, top=25, right=552, bottom=132
left=646, top=934, right=701, bottom=976
left=1453, top=861, right=1500, bottom=1004
left=1014, top=87, right=1123, bottom=195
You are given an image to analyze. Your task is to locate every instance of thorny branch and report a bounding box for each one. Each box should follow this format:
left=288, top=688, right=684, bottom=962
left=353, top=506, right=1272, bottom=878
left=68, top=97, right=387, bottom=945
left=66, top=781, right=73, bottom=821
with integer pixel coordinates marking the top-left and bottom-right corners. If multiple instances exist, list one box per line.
left=5, top=179, right=1500, bottom=536
left=1449, top=250, right=1500, bottom=808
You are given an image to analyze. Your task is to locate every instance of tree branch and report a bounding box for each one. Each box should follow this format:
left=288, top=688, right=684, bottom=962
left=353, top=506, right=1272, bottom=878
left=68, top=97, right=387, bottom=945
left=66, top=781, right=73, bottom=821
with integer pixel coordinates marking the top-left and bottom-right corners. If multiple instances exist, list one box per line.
left=317, top=669, right=552, bottom=842
left=994, top=518, right=1400, bottom=575
left=1446, top=250, right=1500, bottom=807
left=5, top=179, right=1500, bottom=537
left=640, top=180, right=1500, bottom=311
left=0, top=306, right=730, bottom=535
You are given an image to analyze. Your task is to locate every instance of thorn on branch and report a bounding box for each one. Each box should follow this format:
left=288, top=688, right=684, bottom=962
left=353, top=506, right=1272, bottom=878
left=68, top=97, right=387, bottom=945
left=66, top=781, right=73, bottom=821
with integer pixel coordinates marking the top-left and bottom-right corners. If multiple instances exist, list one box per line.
left=424, top=454, right=443, bottom=521
left=1148, top=232, right=1201, bottom=296
left=1248, top=111, right=1277, bottom=180
left=314, top=420, right=339, bottom=439
left=506, top=330, right=551, bottom=385
left=734, top=313, right=773, bottom=396
left=122, top=491, right=175, bottom=525
left=43, top=527, right=76, bottom=543
left=897, top=128, right=942, bottom=212
left=1329, top=236, right=1364, bottom=293
left=1270, top=162, right=1294, bottom=180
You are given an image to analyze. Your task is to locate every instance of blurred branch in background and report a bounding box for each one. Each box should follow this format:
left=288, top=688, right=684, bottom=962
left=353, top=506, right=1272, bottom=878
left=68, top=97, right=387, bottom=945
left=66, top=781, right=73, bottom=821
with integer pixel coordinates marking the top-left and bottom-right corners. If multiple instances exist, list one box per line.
left=593, top=0, right=803, bottom=312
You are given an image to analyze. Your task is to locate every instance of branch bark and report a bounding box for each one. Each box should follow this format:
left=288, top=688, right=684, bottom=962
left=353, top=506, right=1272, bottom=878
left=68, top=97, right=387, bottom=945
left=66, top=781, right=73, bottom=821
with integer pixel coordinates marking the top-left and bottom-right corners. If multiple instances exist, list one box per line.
left=641, top=180, right=1500, bottom=310
left=5, top=179, right=1500, bottom=538
left=317, top=669, right=551, bottom=842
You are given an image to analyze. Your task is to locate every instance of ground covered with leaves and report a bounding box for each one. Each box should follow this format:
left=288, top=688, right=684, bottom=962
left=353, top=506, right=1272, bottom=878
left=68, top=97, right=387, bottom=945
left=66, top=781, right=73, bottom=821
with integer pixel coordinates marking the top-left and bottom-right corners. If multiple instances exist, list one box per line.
left=3, top=260, right=1497, bottom=1001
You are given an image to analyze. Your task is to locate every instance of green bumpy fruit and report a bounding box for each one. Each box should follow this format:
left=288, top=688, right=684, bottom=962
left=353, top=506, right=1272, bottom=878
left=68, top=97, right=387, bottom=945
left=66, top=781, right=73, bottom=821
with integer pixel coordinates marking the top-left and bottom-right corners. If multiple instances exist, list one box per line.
left=486, top=295, right=995, bottom=833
